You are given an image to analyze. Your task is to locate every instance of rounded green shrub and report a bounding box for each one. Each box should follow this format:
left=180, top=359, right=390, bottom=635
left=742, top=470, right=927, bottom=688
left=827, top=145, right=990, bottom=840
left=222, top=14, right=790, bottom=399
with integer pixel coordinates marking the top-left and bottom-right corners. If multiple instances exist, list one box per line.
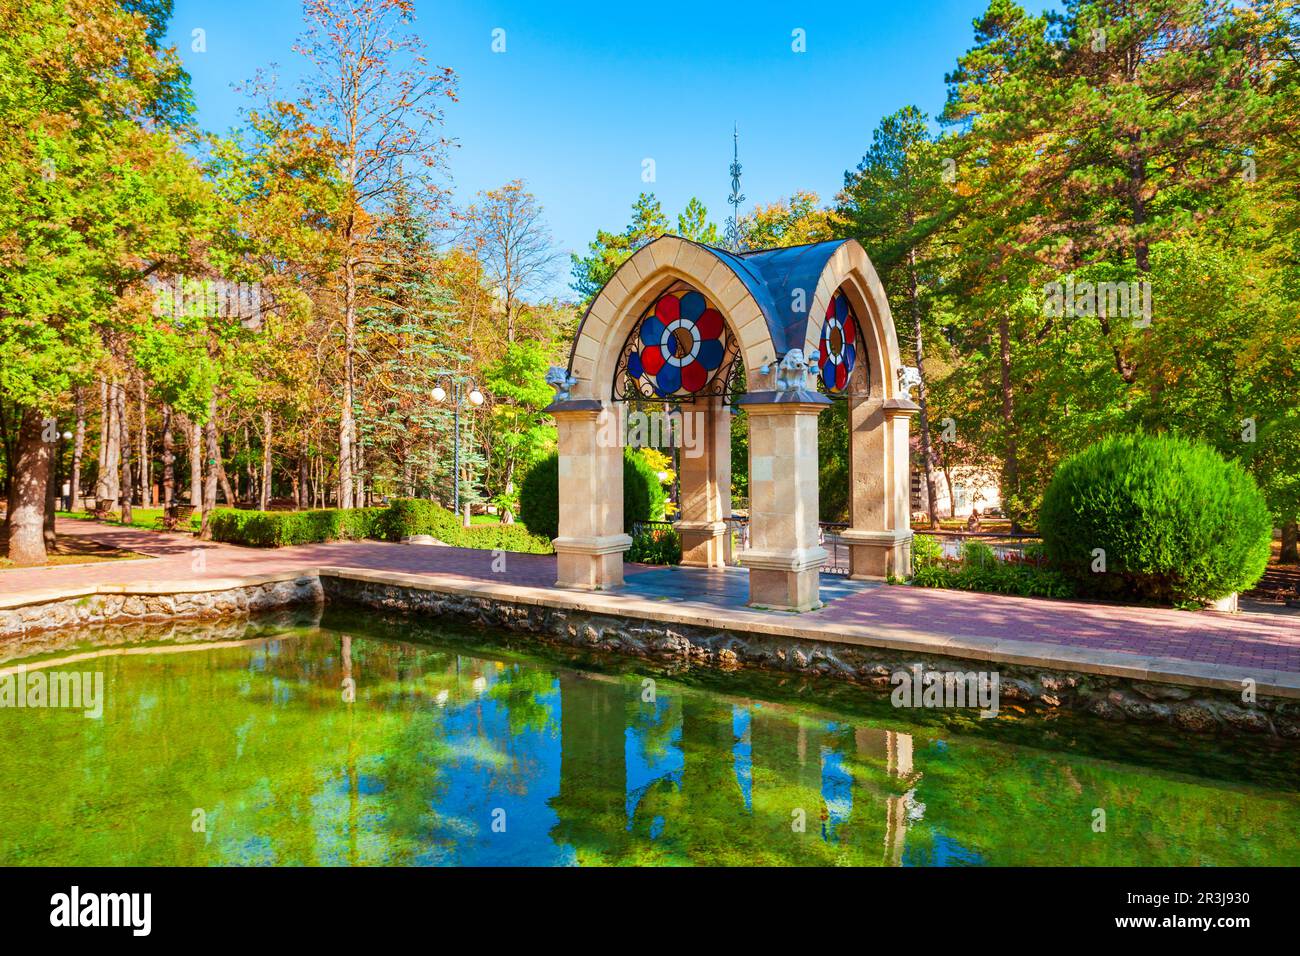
left=518, top=454, right=561, bottom=541
left=623, top=448, right=667, bottom=529
left=519, top=448, right=666, bottom=541
left=1039, top=434, right=1272, bottom=603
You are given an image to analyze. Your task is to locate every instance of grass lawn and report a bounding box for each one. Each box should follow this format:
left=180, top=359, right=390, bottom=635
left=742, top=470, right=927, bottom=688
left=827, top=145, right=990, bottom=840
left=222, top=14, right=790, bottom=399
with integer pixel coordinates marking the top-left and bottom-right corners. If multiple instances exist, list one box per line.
left=56, top=509, right=200, bottom=533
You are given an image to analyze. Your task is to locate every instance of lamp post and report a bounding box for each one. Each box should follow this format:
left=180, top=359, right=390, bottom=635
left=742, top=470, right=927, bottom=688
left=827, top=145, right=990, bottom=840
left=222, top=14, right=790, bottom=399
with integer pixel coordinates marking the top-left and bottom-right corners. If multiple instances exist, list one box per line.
left=53, top=429, right=72, bottom=512
left=432, top=379, right=485, bottom=524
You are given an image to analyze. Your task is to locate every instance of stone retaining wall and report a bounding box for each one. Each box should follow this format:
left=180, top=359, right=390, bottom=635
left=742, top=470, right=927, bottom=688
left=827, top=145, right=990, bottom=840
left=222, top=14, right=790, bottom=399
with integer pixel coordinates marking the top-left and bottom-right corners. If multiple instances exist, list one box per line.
left=321, top=576, right=1300, bottom=740
left=4, top=571, right=1294, bottom=739
left=0, top=576, right=322, bottom=663
left=0, top=607, right=325, bottom=666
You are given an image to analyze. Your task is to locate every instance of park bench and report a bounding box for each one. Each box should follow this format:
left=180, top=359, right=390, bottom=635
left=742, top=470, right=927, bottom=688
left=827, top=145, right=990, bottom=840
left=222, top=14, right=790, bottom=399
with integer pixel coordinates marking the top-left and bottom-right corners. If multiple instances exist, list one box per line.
left=156, top=504, right=197, bottom=531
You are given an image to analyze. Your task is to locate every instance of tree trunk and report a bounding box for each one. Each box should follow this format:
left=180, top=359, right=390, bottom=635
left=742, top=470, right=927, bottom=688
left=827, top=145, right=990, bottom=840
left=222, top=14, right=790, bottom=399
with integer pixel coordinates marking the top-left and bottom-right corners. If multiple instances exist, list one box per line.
left=44, top=437, right=58, bottom=549
left=260, top=409, right=272, bottom=511
left=97, top=377, right=121, bottom=510
left=245, top=426, right=255, bottom=503
left=0, top=399, right=16, bottom=530
left=188, top=414, right=203, bottom=508
left=117, top=380, right=134, bottom=525
left=907, top=248, right=940, bottom=529
left=7, top=408, right=51, bottom=565
left=355, top=434, right=366, bottom=507
left=298, top=439, right=310, bottom=510
left=200, top=394, right=219, bottom=539
left=96, top=378, right=107, bottom=481
left=161, top=404, right=175, bottom=510
left=338, top=254, right=357, bottom=509
left=70, top=388, right=85, bottom=512
left=216, top=433, right=236, bottom=507
left=1282, top=520, right=1299, bottom=564
left=137, top=376, right=149, bottom=505
left=997, top=311, right=1019, bottom=533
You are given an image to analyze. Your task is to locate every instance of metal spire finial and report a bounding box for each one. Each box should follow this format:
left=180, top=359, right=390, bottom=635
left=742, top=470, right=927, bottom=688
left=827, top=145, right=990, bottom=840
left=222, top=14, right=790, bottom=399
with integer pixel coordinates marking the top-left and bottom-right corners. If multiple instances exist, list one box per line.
left=725, top=122, right=747, bottom=253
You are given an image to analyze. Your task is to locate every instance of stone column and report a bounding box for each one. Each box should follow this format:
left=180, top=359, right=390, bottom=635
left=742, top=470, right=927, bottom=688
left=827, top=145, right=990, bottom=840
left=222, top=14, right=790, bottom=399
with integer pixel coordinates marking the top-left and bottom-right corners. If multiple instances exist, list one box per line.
left=674, top=396, right=731, bottom=568
left=549, top=402, right=631, bottom=590
left=842, top=394, right=919, bottom=579
left=737, top=391, right=830, bottom=611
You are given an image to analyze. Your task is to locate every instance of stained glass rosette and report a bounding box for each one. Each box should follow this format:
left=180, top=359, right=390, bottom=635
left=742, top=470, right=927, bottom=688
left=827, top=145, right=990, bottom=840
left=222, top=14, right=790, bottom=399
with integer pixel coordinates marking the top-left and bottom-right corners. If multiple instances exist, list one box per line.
left=818, top=291, right=859, bottom=392
left=625, top=290, right=727, bottom=398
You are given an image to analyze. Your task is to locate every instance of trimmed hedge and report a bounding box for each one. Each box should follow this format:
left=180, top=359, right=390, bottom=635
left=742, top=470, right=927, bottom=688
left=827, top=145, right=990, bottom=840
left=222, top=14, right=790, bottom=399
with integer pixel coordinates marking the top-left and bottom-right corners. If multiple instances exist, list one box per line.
left=376, top=498, right=552, bottom=553
left=518, top=448, right=666, bottom=541
left=207, top=502, right=551, bottom=553
left=208, top=508, right=385, bottom=547
left=1038, top=433, right=1272, bottom=603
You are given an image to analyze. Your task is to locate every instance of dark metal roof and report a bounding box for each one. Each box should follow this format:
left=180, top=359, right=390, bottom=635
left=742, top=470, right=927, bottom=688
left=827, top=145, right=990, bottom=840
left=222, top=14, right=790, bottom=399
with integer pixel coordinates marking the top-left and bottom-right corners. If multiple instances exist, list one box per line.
left=565, top=235, right=852, bottom=376
left=697, top=238, right=849, bottom=355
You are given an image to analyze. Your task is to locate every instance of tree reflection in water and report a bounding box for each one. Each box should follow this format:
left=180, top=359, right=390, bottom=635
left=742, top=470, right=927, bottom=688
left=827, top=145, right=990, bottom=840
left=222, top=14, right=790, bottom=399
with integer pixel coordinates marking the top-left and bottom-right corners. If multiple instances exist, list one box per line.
left=0, top=617, right=1297, bottom=866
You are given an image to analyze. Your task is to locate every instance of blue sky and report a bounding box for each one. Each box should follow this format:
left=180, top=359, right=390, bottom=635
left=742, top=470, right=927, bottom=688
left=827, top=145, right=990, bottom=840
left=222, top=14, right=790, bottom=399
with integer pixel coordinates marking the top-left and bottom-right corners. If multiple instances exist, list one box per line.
left=167, top=0, right=1055, bottom=297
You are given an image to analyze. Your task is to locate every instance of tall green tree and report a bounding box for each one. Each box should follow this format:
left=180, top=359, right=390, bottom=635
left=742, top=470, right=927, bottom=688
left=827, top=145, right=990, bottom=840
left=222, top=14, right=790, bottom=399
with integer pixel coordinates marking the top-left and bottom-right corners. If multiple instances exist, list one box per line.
left=840, top=106, right=958, bottom=526
left=294, top=0, right=457, bottom=509
left=0, top=0, right=212, bottom=563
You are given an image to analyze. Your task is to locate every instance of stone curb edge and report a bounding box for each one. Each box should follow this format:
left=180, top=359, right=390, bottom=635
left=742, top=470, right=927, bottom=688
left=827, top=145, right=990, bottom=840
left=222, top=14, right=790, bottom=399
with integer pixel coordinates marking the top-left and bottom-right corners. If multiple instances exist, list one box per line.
left=4, top=566, right=1297, bottom=701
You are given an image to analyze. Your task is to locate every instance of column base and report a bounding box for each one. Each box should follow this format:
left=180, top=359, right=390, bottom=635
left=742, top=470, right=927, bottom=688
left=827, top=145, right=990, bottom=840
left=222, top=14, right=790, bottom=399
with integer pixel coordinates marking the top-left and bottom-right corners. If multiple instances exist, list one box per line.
left=740, top=546, right=827, bottom=611
left=674, top=519, right=729, bottom=568
left=553, top=533, right=633, bottom=590
left=843, top=529, right=913, bottom=580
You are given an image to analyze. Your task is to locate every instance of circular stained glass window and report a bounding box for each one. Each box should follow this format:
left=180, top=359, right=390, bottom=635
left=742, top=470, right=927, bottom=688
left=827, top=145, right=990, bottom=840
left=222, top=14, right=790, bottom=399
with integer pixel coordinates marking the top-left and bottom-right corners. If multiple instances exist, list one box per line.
left=818, top=291, right=859, bottom=393
left=626, top=289, right=727, bottom=397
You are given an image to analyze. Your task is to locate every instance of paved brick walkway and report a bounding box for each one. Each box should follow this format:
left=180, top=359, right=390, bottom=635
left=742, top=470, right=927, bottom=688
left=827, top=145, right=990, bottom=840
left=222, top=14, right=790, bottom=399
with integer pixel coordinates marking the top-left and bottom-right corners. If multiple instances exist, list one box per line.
left=3, top=519, right=1298, bottom=677
left=0, top=520, right=575, bottom=592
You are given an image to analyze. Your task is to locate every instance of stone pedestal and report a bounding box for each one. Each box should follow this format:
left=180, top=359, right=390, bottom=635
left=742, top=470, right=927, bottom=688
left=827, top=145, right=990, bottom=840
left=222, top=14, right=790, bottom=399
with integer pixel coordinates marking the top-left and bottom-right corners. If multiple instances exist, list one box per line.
left=549, top=402, right=631, bottom=590
left=843, top=528, right=912, bottom=579
left=674, top=396, right=731, bottom=568
left=846, top=395, right=918, bottom=580
left=737, top=392, right=830, bottom=611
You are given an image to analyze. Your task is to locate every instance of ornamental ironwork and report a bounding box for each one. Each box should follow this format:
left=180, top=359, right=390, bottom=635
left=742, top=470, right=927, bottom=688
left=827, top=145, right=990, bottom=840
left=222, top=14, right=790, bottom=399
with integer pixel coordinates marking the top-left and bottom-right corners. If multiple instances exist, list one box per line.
left=613, top=285, right=741, bottom=403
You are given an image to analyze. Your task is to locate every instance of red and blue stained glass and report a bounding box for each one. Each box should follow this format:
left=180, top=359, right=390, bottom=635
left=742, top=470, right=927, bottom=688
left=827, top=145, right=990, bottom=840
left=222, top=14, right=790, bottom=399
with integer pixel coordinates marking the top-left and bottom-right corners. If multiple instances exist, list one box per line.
left=819, top=291, right=858, bottom=392
left=626, top=290, right=727, bottom=397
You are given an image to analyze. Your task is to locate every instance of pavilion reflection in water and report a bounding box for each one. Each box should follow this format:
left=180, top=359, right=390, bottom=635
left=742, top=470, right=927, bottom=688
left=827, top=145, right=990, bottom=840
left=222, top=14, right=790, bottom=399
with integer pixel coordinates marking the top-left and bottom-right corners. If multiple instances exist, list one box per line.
left=546, top=670, right=919, bottom=866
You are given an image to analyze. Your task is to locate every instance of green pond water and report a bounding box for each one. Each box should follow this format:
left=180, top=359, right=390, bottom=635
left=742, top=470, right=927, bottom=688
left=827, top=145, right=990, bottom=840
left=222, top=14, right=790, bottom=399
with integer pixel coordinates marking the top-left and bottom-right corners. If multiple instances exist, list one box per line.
left=2, top=607, right=1298, bottom=866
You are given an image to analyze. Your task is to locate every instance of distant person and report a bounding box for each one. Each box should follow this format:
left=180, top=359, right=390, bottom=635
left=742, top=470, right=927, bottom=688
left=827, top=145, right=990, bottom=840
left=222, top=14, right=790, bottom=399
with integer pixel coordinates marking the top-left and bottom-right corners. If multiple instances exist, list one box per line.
left=966, top=508, right=982, bottom=533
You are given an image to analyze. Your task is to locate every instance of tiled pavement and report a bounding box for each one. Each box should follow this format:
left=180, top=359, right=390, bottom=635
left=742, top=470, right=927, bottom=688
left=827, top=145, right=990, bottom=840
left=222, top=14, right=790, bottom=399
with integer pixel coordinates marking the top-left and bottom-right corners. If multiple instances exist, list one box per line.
left=619, top=565, right=880, bottom=607
left=3, top=519, right=1298, bottom=679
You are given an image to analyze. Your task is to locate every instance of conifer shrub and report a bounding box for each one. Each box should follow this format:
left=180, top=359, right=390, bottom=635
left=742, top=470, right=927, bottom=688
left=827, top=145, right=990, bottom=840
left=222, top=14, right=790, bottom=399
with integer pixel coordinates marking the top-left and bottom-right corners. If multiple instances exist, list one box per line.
left=1038, top=434, right=1272, bottom=603
left=519, top=448, right=666, bottom=541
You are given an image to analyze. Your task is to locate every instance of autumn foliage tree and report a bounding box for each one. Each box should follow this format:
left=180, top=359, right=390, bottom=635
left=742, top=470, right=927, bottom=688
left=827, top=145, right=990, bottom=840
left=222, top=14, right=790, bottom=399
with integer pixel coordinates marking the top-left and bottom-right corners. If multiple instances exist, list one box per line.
left=294, top=0, right=457, bottom=509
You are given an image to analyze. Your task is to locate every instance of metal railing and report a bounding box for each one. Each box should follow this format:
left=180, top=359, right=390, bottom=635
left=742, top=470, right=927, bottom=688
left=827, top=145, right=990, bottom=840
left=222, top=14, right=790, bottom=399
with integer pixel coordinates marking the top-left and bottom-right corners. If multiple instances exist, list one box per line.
left=915, top=529, right=1044, bottom=565
left=630, top=520, right=676, bottom=537
left=635, top=516, right=857, bottom=575
left=817, top=521, right=851, bottom=575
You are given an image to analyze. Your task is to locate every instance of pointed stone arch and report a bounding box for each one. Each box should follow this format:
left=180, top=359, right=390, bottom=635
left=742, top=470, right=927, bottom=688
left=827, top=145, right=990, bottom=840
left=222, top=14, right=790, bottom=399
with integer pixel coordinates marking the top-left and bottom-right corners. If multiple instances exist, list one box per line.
left=802, top=240, right=919, bottom=578
left=546, top=235, right=917, bottom=604
left=566, top=235, right=780, bottom=401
